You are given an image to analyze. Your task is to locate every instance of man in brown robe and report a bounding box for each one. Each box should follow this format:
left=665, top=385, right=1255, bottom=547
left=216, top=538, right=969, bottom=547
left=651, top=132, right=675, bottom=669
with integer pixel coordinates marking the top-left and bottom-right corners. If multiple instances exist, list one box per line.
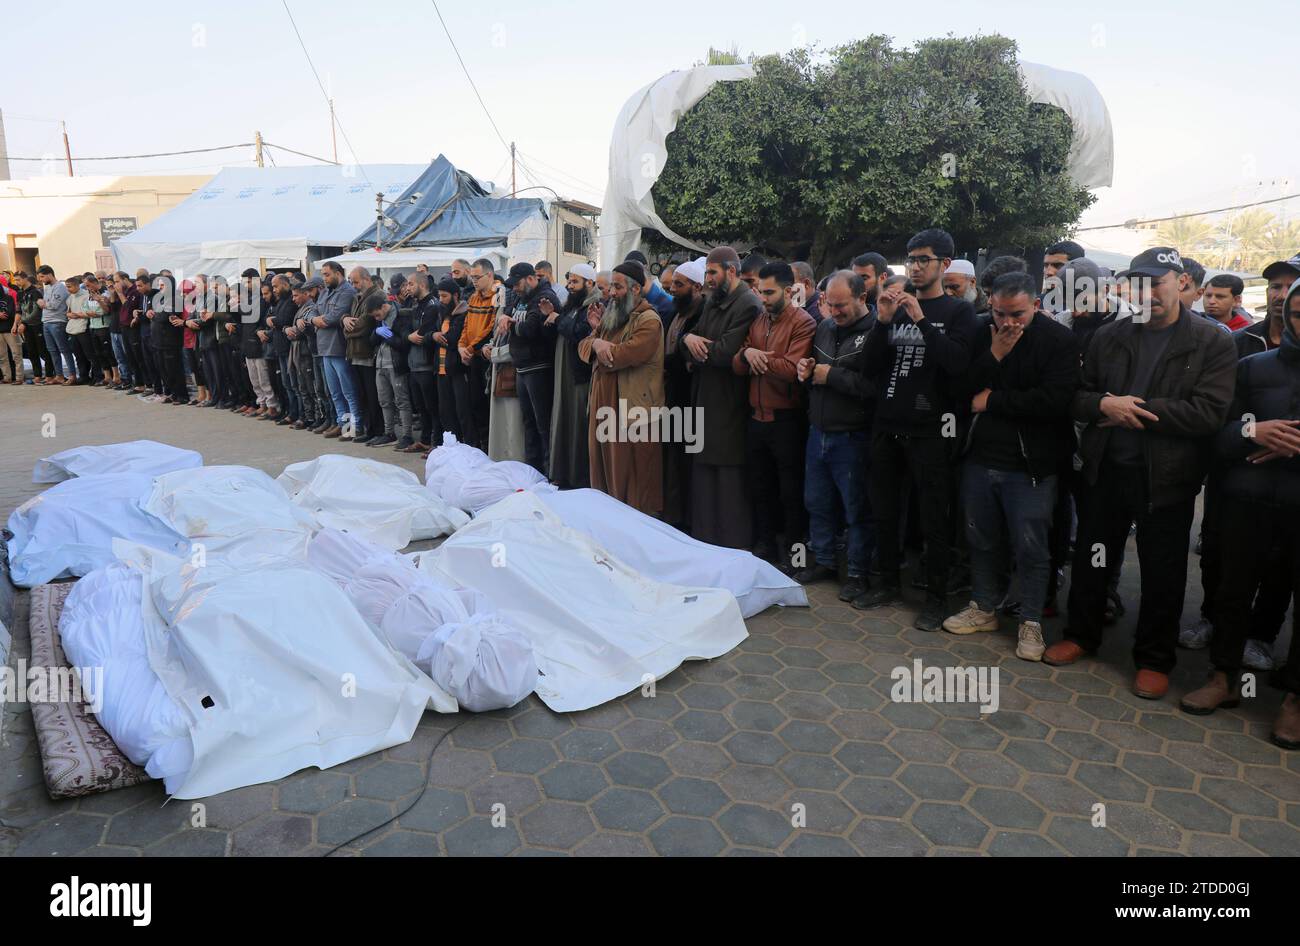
left=579, top=261, right=665, bottom=516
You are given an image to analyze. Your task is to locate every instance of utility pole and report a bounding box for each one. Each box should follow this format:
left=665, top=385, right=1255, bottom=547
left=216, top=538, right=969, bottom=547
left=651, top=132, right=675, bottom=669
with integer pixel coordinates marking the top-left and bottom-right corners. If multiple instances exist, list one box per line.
left=255, top=131, right=264, bottom=168
left=510, top=141, right=516, bottom=197
left=376, top=192, right=385, bottom=253
left=61, top=121, right=73, bottom=177
left=329, top=99, right=338, bottom=165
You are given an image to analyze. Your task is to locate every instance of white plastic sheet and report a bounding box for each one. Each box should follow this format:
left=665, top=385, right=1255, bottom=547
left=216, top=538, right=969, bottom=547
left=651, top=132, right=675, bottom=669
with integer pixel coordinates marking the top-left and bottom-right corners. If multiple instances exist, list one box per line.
left=142, top=465, right=318, bottom=565
left=32, top=440, right=203, bottom=484
left=420, top=491, right=747, bottom=712
left=59, top=562, right=194, bottom=786
left=119, top=544, right=441, bottom=799
left=538, top=489, right=807, bottom=618
left=280, top=454, right=469, bottom=551
left=424, top=435, right=554, bottom=514
left=5, top=474, right=189, bottom=587
left=308, top=529, right=536, bottom=712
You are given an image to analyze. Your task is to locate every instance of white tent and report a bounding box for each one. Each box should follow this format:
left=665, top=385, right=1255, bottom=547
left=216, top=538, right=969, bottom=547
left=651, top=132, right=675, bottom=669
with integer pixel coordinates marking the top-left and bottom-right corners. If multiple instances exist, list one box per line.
left=601, top=61, right=1115, bottom=264
left=316, top=245, right=510, bottom=280
left=111, top=164, right=425, bottom=280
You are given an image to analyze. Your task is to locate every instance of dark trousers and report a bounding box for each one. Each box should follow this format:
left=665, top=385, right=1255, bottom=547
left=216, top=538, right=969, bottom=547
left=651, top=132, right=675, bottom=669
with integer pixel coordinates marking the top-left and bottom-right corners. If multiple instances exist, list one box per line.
left=466, top=356, right=490, bottom=449
left=201, top=347, right=226, bottom=403
left=437, top=373, right=463, bottom=443
left=278, top=355, right=300, bottom=420
left=691, top=463, right=752, bottom=550
left=70, top=331, right=95, bottom=380
left=410, top=370, right=437, bottom=445
left=517, top=368, right=553, bottom=475
left=227, top=345, right=252, bottom=403
left=22, top=326, right=55, bottom=379
left=747, top=412, right=808, bottom=554
left=964, top=464, right=1057, bottom=624
left=870, top=432, right=955, bottom=598
left=312, top=355, right=335, bottom=426
left=354, top=363, right=381, bottom=436
left=1066, top=462, right=1195, bottom=674
left=805, top=425, right=872, bottom=577
left=161, top=348, right=187, bottom=401
left=450, top=370, right=475, bottom=449
left=1210, top=496, right=1300, bottom=694
left=149, top=346, right=166, bottom=395
left=91, top=328, right=112, bottom=376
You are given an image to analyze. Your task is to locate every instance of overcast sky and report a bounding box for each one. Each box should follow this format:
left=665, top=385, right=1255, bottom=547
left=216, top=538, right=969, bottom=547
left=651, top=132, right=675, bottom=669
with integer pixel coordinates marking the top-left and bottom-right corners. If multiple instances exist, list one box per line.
left=6, top=0, right=1297, bottom=245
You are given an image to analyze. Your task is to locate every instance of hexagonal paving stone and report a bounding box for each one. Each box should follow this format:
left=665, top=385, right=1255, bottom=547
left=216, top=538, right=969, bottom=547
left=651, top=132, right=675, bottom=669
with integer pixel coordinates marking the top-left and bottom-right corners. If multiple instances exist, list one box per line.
left=720, top=765, right=793, bottom=805
left=1196, top=777, right=1279, bottom=817
left=105, top=801, right=189, bottom=847
left=938, top=718, right=1006, bottom=750
left=1003, top=739, right=1073, bottom=775
left=1122, top=752, right=1195, bottom=789
left=278, top=771, right=351, bottom=814
left=779, top=753, right=850, bottom=791
left=969, top=788, right=1045, bottom=830
left=778, top=720, right=841, bottom=754
left=193, top=784, right=274, bottom=829
left=511, top=707, right=574, bottom=740
left=879, top=700, right=942, bottom=732
left=573, top=833, right=653, bottom=857
left=679, top=683, right=734, bottom=711
left=427, top=748, right=494, bottom=788
left=16, top=814, right=108, bottom=856
left=1074, top=763, right=1149, bottom=802
left=672, top=710, right=734, bottom=743
left=725, top=731, right=789, bottom=766
left=776, top=667, right=832, bottom=693
left=986, top=711, right=1050, bottom=740
left=626, top=692, right=685, bottom=721
left=316, top=800, right=392, bottom=847
left=616, top=718, right=680, bottom=753
left=520, top=801, right=597, bottom=850
left=1137, top=713, right=1208, bottom=744
left=443, top=818, right=522, bottom=856
left=604, top=751, right=672, bottom=789
left=1207, top=732, right=1283, bottom=766
left=539, top=762, right=609, bottom=803
left=1075, top=695, right=1135, bottom=722
left=1151, top=790, right=1233, bottom=834
left=144, top=829, right=229, bottom=857
left=1022, top=775, right=1096, bottom=814
left=493, top=739, right=559, bottom=775
left=401, top=787, right=470, bottom=833
left=569, top=701, right=631, bottom=731
left=355, top=761, right=427, bottom=801
left=849, top=816, right=929, bottom=856
left=784, top=834, right=858, bottom=856
left=1046, top=816, right=1130, bottom=856
left=727, top=675, right=787, bottom=701
left=987, top=831, right=1065, bottom=856
left=785, top=790, right=856, bottom=834
left=830, top=711, right=893, bottom=743
left=840, top=777, right=915, bottom=818
left=1237, top=817, right=1300, bottom=856
left=590, top=787, right=665, bottom=832
left=888, top=731, right=956, bottom=764
left=835, top=741, right=904, bottom=777
left=664, top=741, right=732, bottom=778
left=898, top=764, right=971, bottom=802
left=451, top=718, right=513, bottom=750
left=648, top=816, right=727, bottom=856
left=951, top=750, right=1022, bottom=788
left=733, top=653, right=783, bottom=676
left=1104, top=802, right=1183, bottom=849
left=717, top=802, right=794, bottom=849
left=468, top=774, right=541, bottom=816
left=659, top=777, right=729, bottom=817
left=231, top=813, right=314, bottom=856
left=555, top=728, right=621, bottom=763
left=910, top=802, right=989, bottom=848
left=729, top=700, right=788, bottom=732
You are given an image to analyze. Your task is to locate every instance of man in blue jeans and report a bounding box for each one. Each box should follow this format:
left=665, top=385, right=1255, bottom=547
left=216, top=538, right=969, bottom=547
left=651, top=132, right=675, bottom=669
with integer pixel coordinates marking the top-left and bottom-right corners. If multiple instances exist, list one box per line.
left=36, top=265, right=76, bottom=383
left=943, top=272, right=1080, bottom=660
left=792, top=270, right=876, bottom=602
left=311, top=261, right=360, bottom=440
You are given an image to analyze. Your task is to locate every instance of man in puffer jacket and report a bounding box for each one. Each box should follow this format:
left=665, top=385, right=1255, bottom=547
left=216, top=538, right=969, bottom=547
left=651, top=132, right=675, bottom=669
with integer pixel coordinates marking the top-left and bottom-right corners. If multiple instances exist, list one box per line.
left=1179, top=276, right=1300, bottom=749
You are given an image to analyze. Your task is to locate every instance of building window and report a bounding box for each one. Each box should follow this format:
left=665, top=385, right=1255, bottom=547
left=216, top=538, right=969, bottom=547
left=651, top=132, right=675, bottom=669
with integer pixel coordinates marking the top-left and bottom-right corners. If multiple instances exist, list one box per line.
left=563, top=222, right=590, bottom=256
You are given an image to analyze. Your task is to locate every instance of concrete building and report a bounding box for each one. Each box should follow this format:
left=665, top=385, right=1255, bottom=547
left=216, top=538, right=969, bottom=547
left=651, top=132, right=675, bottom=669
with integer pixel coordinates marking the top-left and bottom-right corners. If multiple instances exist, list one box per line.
left=0, top=173, right=212, bottom=276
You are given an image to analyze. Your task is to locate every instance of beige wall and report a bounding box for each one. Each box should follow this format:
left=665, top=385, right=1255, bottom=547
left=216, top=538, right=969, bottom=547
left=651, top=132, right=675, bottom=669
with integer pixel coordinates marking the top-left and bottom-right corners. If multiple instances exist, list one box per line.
left=0, top=173, right=211, bottom=276
left=549, top=205, right=597, bottom=274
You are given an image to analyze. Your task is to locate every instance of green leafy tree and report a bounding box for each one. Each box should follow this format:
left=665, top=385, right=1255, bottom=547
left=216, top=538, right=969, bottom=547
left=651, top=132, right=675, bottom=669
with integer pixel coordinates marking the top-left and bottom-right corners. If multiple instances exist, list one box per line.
left=650, top=36, right=1094, bottom=271
left=1257, top=218, right=1300, bottom=269
left=1154, top=215, right=1216, bottom=256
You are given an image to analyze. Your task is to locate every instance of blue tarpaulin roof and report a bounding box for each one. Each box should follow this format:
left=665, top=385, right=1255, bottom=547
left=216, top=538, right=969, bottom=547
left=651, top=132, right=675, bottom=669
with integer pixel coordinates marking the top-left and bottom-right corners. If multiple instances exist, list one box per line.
left=351, top=154, right=546, bottom=249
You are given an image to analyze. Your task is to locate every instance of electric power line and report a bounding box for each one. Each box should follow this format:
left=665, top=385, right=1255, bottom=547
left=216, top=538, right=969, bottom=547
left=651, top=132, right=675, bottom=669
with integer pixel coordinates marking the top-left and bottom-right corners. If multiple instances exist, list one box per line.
left=6, top=143, right=253, bottom=162
left=263, top=142, right=338, bottom=165
left=279, top=0, right=371, bottom=187
left=513, top=148, right=605, bottom=195
left=427, top=0, right=511, bottom=160
left=1078, top=193, right=1300, bottom=232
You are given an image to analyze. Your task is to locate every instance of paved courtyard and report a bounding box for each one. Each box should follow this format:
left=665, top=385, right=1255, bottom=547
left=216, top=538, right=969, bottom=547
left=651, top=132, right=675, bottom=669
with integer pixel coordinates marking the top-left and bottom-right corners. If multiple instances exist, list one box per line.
left=2, top=384, right=1299, bottom=857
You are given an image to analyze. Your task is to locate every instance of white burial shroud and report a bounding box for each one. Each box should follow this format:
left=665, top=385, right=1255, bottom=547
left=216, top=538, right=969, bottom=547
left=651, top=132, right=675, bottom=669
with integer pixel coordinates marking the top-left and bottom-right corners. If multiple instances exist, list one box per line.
left=537, top=488, right=808, bottom=619
left=418, top=490, right=748, bottom=712
left=32, top=440, right=203, bottom=484
left=308, top=529, right=536, bottom=713
left=280, top=454, right=469, bottom=551
left=74, top=542, right=442, bottom=799
left=5, top=473, right=189, bottom=587
left=142, top=465, right=318, bottom=564
left=423, top=434, right=553, bottom=514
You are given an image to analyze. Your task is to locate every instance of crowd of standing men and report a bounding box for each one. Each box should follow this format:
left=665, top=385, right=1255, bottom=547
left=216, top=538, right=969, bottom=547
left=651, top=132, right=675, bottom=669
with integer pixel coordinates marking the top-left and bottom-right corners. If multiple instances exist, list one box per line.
left=1, top=230, right=1298, bottom=750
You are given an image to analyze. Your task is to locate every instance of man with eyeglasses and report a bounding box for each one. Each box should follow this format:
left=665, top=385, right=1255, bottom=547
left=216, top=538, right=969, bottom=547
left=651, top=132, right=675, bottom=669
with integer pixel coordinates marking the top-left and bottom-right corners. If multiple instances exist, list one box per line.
left=854, top=228, right=977, bottom=631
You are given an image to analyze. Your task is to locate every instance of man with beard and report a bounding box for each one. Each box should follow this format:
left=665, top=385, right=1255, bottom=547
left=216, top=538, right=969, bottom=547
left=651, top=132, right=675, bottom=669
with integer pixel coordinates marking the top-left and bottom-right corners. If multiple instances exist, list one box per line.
left=459, top=259, right=498, bottom=449
left=313, top=261, right=361, bottom=440
left=663, top=257, right=706, bottom=527
left=579, top=262, right=665, bottom=515
left=549, top=262, right=599, bottom=488
left=683, top=246, right=761, bottom=548
left=505, top=262, right=560, bottom=474
left=791, top=262, right=821, bottom=322
left=851, top=252, right=889, bottom=307
left=942, top=260, right=980, bottom=307
left=287, top=279, right=322, bottom=430
left=596, top=271, right=612, bottom=302
left=734, top=262, right=816, bottom=568
left=266, top=275, right=300, bottom=425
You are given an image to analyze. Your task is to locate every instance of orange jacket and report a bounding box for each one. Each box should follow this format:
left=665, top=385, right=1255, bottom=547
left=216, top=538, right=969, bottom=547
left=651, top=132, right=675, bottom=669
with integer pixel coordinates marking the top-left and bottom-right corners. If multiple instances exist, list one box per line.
left=732, top=303, right=816, bottom=420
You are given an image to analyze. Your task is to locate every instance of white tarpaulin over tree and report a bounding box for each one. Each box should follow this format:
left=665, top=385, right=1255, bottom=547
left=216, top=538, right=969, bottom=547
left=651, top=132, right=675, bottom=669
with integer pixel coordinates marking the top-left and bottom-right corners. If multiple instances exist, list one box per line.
left=600, top=62, right=1114, bottom=264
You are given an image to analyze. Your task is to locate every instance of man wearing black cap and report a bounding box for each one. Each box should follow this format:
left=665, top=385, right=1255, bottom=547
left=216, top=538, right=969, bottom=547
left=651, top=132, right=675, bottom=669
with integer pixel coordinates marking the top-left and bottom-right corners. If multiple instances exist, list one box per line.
left=1237, top=254, right=1300, bottom=358
left=505, top=261, right=560, bottom=474
left=1045, top=247, right=1237, bottom=701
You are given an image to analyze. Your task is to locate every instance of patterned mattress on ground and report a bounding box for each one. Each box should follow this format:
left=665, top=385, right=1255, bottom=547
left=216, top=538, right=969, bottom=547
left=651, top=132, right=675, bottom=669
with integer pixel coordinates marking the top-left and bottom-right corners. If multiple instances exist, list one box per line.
left=27, top=582, right=151, bottom=799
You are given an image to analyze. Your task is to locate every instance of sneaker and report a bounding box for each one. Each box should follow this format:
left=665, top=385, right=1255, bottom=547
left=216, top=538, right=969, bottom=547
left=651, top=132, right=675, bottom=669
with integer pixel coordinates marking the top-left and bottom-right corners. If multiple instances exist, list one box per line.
left=393, top=436, right=414, bottom=451
left=853, top=581, right=901, bottom=611
left=838, top=575, right=868, bottom=602
left=1016, top=621, right=1046, bottom=661
left=367, top=433, right=397, bottom=447
left=792, top=564, right=837, bottom=585
left=1242, top=639, right=1275, bottom=672
left=1178, top=616, right=1213, bottom=650
left=942, top=601, right=999, bottom=635
left=914, top=598, right=946, bottom=632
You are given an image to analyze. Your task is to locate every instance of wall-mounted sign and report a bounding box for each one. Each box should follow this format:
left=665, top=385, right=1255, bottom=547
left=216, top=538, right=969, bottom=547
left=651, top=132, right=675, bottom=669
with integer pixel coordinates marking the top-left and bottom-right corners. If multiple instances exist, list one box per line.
left=99, top=216, right=138, bottom=245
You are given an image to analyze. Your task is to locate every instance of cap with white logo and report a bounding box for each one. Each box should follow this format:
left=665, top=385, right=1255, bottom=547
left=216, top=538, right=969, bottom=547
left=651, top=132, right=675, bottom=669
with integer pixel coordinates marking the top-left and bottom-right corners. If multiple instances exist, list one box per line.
left=1119, top=246, right=1184, bottom=279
